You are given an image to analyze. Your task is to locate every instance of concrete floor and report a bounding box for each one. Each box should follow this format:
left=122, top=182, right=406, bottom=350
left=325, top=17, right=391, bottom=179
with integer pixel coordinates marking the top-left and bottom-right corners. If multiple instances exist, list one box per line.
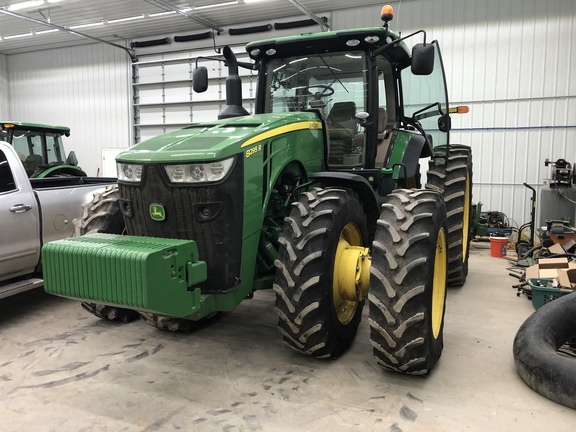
left=0, top=246, right=575, bottom=432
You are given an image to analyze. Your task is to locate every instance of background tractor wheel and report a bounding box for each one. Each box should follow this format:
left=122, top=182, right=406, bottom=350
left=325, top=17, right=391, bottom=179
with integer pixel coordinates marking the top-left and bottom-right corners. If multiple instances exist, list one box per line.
left=369, top=189, right=448, bottom=375
left=74, top=185, right=139, bottom=323
left=426, top=144, right=473, bottom=286
left=274, top=187, right=369, bottom=359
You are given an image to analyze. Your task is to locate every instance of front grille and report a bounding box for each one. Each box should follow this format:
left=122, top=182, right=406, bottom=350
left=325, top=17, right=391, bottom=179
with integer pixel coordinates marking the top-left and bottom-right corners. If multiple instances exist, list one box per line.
left=119, top=158, right=244, bottom=293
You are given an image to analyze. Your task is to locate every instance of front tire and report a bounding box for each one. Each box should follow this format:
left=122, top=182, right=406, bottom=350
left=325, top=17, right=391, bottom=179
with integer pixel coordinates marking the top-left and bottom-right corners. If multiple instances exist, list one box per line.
left=369, top=189, right=448, bottom=375
left=74, top=186, right=139, bottom=323
left=274, top=187, right=369, bottom=359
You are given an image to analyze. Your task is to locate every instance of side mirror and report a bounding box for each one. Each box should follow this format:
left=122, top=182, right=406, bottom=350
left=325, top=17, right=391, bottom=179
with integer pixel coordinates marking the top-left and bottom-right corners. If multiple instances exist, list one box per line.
left=411, top=43, right=435, bottom=75
left=66, top=151, right=78, bottom=166
left=193, top=66, right=209, bottom=93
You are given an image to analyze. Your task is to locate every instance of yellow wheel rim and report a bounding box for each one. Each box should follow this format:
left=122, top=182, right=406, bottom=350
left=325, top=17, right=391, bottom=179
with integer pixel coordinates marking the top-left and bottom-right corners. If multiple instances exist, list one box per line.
left=332, top=223, right=367, bottom=325
left=432, top=227, right=447, bottom=339
left=462, top=173, right=471, bottom=262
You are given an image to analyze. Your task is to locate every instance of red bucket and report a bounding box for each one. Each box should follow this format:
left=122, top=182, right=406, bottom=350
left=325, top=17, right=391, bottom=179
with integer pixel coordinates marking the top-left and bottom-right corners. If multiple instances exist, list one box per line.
left=489, top=237, right=508, bottom=258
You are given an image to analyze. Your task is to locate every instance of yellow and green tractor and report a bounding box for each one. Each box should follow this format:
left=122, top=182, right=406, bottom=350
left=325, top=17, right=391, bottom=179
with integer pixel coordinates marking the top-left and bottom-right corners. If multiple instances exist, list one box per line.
left=43, top=5, right=472, bottom=375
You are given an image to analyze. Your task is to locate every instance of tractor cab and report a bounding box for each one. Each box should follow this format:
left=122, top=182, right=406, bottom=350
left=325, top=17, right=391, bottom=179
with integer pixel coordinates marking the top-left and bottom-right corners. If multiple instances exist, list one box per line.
left=247, top=16, right=451, bottom=192
left=0, top=121, right=85, bottom=178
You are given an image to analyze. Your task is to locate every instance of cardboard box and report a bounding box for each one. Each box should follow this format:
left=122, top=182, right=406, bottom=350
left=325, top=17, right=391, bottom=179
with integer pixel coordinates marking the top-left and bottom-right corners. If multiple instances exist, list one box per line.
left=548, top=243, right=566, bottom=254
left=557, top=268, right=576, bottom=289
left=525, top=258, right=576, bottom=280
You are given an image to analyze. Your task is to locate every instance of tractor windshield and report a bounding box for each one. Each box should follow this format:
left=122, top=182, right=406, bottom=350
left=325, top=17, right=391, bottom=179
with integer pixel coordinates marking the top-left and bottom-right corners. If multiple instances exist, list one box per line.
left=1, top=128, right=69, bottom=177
left=265, top=51, right=368, bottom=166
left=11, top=130, right=67, bottom=163
left=265, top=51, right=367, bottom=115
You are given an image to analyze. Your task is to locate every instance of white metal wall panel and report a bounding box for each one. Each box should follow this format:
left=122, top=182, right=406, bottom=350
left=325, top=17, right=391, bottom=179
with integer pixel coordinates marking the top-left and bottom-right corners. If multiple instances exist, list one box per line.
left=7, top=43, right=131, bottom=176
left=334, top=0, right=576, bottom=228
left=3, top=0, right=574, bottom=227
left=0, top=55, right=8, bottom=119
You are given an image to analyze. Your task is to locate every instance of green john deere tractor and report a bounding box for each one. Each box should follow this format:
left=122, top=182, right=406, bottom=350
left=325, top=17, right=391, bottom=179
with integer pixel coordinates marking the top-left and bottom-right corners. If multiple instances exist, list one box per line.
left=0, top=121, right=85, bottom=178
left=43, top=6, right=473, bottom=375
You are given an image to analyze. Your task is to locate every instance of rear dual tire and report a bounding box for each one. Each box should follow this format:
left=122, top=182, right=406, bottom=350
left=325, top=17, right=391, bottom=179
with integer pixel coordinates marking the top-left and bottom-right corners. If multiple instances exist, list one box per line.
left=426, top=145, right=473, bottom=286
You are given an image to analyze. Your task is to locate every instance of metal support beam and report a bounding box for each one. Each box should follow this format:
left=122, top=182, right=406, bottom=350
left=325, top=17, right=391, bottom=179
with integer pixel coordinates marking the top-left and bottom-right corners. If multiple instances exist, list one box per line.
left=287, top=0, right=329, bottom=31
left=0, top=8, right=137, bottom=62
left=145, top=0, right=224, bottom=34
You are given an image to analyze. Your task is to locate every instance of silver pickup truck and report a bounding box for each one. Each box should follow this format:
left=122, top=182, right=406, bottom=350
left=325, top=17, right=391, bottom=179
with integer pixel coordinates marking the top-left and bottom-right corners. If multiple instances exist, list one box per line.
left=0, top=141, right=116, bottom=298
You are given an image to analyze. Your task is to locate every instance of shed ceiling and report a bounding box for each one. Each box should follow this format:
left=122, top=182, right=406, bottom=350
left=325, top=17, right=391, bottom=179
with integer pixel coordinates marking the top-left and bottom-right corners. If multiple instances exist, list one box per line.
left=0, top=0, right=386, bottom=55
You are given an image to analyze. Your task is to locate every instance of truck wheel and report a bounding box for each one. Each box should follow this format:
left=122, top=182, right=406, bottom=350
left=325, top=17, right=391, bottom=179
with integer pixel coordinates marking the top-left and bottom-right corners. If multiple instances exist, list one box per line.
left=426, top=145, right=473, bottom=286
left=74, top=185, right=139, bottom=323
left=369, top=189, right=448, bottom=375
left=274, top=187, right=369, bottom=359
left=513, top=292, right=576, bottom=409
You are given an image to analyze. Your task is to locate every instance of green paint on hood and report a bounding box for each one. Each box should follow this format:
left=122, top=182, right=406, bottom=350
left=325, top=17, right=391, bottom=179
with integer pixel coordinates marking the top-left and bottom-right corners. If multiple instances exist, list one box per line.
left=117, top=112, right=321, bottom=163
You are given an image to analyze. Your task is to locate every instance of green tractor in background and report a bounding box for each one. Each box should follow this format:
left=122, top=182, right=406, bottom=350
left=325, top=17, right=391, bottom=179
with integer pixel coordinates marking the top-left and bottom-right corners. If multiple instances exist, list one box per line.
left=0, top=121, right=85, bottom=178
left=43, top=5, right=472, bottom=375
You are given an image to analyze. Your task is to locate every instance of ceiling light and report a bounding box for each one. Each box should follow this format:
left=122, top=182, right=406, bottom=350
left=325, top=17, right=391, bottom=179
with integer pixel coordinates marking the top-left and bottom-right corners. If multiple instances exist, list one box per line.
left=7, top=0, right=45, bottom=11
left=148, top=11, right=177, bottom=18
left=4, top=32, right=34, bottom=39
left=47, top=0, right=66, bottom=3
left=194, top=1, right=238, bottom=10
left=36, top=28, right=59, bottom=34
left=70, top=21, right=104, bottom=29
left=108, top=15, right=144, bottom=24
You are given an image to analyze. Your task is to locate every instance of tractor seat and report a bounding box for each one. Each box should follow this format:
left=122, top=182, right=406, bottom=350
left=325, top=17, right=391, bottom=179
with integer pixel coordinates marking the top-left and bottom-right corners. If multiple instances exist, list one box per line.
left=23, top=154, right=43, bottom=177
left=326, top=101, right=358, bottom=165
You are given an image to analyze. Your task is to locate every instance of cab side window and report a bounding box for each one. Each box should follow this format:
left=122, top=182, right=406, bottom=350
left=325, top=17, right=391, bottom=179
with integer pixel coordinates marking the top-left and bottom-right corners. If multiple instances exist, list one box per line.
left=0, top=150, right=17, bottom=193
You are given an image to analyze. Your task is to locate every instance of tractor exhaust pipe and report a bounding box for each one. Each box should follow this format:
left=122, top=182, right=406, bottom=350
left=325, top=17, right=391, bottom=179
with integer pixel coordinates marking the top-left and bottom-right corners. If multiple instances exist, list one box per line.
left=219, top=46, right=250, bottom=120
left=192, top=46, right=250, bottom=120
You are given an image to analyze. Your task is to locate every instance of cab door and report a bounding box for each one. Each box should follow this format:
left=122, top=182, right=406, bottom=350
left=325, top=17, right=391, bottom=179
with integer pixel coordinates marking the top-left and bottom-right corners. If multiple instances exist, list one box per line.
left=399, top=40, right=450, bottom=150
left=0, top=145, right=41, bottom=282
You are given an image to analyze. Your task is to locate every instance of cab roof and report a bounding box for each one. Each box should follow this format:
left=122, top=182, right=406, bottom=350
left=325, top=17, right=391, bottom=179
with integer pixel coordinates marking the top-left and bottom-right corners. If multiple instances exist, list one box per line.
left=247, top=27, right=410, bottom=63
left=1, top=121, right=70, bottom=136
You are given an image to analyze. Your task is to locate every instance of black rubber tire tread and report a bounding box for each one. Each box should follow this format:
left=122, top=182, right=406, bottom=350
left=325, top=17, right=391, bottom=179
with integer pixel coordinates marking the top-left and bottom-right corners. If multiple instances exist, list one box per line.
left=74, top=185, right=126, bottom=236
left=139, top=311, right=222, bottom=333
left=426, top=144, right=473, bottom=286
left=513, top=292, right=576, bottom=409
left=74, top=185, right=139, bottom=323
left=369, top=188, right=448, bottom=375
left=274, top=187, right=368, bottom=359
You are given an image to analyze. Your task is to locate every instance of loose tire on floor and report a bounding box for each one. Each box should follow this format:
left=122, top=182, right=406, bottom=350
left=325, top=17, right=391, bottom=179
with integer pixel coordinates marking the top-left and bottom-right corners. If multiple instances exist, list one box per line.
left=274, top=187, right=369, bottom=359
left=513, top=293, right=576, bottom=409
left=369, top=189, right=448, bottom=375
left=426, top=144, right=473, bottom=286
left=74, top=185, right=139, bottom=323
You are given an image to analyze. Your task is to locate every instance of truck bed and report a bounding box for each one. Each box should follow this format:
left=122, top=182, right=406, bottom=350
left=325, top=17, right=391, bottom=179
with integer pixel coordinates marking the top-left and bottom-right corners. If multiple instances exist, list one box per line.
left=30, top=176, right=116, bottom=189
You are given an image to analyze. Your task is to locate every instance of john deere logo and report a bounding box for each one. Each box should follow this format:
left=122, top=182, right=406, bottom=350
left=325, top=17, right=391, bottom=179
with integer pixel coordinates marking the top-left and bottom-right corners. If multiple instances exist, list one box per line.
left=149, top=204, right=166, bottom=221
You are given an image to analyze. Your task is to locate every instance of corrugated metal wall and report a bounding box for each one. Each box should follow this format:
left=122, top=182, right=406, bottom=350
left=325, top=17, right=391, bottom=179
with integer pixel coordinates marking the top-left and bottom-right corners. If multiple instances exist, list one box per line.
left=0, top=55, right=8, bottom=118
left=4, top=0, right=575, bottom=226
left=7, top=44, right=131, bottom=176
left=333, top=0, right=576, bottom=228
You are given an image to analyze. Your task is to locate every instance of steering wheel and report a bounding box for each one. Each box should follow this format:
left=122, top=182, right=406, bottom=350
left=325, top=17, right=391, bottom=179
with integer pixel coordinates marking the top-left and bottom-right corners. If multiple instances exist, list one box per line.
left=304, top=84, right=335, bottom=98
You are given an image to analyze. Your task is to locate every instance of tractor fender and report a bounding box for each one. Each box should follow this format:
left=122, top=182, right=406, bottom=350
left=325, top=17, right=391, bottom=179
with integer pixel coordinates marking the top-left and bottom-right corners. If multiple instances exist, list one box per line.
left=308, top=172, right=380, bottom=236
left=401, top=134, right=432, bottom=179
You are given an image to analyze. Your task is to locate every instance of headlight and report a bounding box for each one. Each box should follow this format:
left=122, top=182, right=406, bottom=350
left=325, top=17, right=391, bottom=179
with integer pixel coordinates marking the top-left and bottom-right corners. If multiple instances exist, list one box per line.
left=117, top=163, right=143, bottom=182
left=164, top=157, right=234, bottom=184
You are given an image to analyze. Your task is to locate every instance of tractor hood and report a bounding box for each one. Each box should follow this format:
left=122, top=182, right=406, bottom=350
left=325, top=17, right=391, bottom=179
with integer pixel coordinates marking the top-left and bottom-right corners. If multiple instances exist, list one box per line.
left=117, top=111, right=322, bottom=164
